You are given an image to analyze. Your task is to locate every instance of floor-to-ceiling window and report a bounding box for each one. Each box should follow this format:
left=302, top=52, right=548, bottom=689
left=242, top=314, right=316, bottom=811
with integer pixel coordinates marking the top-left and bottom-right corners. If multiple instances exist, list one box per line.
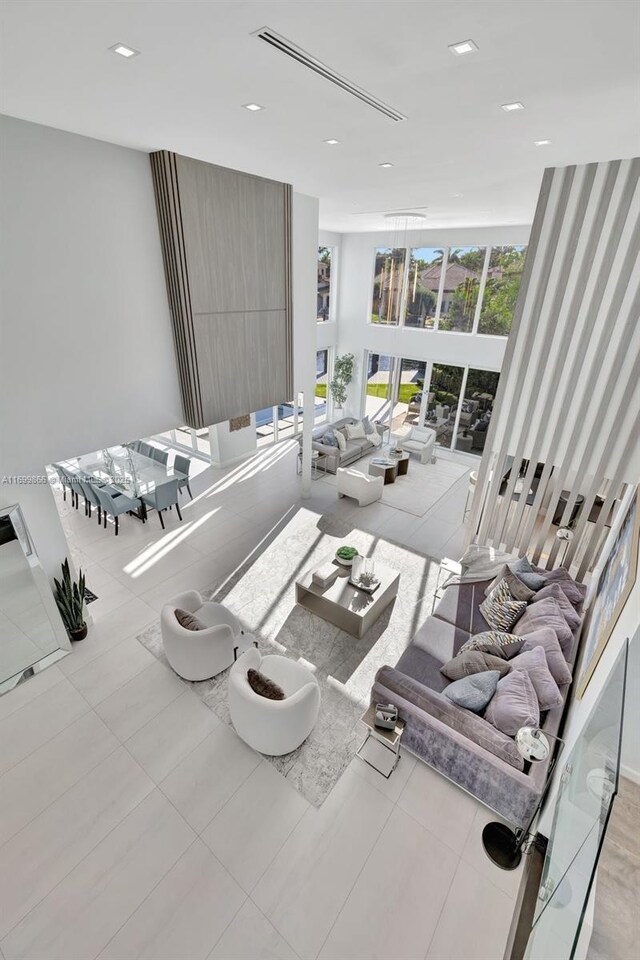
left=478, top=246, right=527, bottom=336
left=437, top=246, right=487, bottom=333
left=315, top=349, right=329, bottom=424
left=317, top=247, right=333, bottom=322
left=365, top=353, right=394, bottom=421
left=405, top=247, right=444, bottom=329
left=367, top=242, right=525, bottom=338
left=453, top=368, right=500, bottom=454
left=427, top=363, right=465, bottom=447
left=371, top=248, right=406, bottom=325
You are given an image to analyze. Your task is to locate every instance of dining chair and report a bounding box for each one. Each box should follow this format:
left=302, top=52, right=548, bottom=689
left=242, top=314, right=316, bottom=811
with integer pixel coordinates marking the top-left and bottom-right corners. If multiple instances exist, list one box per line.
left=151, top=447, right=169, bottom=466
left=141, top=478, right=182, bottom=529
left=174, top=454, right=193, bottom=499
left=52, top=464, right=76, bottom=506
left=138, top=442, right=153, bottom=459
left=95, top=486, right=143, bottom=536
left=131, top=440, right=143, bottom=453
left=78, top=479, right=103, bottom=523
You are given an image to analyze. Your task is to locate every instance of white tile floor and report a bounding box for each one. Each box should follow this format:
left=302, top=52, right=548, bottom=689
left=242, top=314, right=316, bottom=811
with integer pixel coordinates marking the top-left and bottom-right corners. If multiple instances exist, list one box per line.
left=0, top=440, right=522, bottom=960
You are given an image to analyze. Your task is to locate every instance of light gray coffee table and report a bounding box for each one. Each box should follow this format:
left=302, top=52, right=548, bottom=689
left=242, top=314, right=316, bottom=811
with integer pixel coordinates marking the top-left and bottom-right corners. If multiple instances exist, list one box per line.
left=295, top=558, right=400, bottom=638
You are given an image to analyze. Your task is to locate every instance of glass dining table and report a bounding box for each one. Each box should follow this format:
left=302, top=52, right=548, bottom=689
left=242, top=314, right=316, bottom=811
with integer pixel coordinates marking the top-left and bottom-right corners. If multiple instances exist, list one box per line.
left=63, top=447, right=187, bottom=520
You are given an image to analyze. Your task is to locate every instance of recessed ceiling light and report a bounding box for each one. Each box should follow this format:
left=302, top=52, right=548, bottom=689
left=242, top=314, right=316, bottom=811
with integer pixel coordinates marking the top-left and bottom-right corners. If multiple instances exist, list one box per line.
left=379, top=162, right=394, bottom=168
left=324, top=138, right=340, bottom=145
left=451, top=193, right=464, bottom=198
left=109, top=42, right=140, bottom=59
left=243, top=103, right=264, bottom=111
left=449, top=39, right=478, bottom=56
left=501, top=101, right=524, bottom=112
left=534, top=139, right=552, bottom=146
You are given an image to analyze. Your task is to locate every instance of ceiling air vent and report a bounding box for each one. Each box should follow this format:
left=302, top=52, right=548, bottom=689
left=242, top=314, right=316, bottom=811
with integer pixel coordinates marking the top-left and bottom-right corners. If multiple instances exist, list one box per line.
left=252, top=27, right=407, bottom=122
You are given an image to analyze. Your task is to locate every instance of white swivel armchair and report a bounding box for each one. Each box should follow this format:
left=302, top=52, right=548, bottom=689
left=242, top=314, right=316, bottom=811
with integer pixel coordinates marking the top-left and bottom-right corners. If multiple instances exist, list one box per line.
left=337, top=467, right=383, bottom=506
left=229, top=648, right=321, bottom=755
left=161, top=589, right=254, bottom=681
left=402, top=426, right=436, bottom=464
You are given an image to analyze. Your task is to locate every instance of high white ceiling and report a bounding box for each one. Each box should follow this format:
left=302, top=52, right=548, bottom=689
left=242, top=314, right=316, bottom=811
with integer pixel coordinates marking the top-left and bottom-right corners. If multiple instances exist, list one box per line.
left=1, top=0, right=638, bottom=232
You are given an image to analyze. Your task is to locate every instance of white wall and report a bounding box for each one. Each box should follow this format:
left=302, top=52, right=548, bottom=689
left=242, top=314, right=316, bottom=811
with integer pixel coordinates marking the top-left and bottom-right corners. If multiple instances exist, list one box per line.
left=0, top=115, right=183, bottom=478
left=334, top=225, right=531, bottom=415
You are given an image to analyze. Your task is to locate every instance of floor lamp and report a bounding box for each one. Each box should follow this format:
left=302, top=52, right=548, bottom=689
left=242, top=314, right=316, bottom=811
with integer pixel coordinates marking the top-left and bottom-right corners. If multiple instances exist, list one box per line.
left=482, top=727, right=565, bottom=870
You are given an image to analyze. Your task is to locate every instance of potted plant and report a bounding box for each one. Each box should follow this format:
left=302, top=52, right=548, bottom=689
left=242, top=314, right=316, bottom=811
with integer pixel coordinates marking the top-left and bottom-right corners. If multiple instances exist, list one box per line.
left=329, top=353, right=355, bottom=417
left=335, top=545, right=358, bottom=567
left=54, top=558, right=88, bottom=641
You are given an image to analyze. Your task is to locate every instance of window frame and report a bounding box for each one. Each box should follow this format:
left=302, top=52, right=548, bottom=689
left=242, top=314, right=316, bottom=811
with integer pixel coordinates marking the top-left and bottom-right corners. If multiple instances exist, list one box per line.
left=367, top=243, right=524, bottom=338
left=317, top=246, right=336, bottom=325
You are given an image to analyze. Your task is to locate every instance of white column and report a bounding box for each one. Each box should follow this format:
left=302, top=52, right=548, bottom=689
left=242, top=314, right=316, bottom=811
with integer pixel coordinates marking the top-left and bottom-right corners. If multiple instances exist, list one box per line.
left=293, top=193, right=320, bottom=500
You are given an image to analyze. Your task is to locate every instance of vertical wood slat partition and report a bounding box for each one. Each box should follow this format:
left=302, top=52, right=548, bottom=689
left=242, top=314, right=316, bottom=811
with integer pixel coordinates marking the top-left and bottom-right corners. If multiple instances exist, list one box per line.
left=466, top=157, right=640, bottom=576
left=150, top=150, right=293, bottom=430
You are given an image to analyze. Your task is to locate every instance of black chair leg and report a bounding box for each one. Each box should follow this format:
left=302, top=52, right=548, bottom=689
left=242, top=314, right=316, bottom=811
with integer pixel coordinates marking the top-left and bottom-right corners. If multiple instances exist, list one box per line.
left=104, top=512, right=107, bottom=528
left=97, top=506, right=101, bottom=525
left=187, top=483, right=193, bottom=500
left=176, top=502, right=183, bottom=521
left=159, top=511, right=165, bottom=530
left=115, top=516, right=119, bottom=536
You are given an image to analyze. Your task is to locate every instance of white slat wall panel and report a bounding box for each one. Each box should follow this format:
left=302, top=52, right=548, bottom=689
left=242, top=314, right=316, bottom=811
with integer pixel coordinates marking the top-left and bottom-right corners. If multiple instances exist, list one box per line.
left=466, top=157, right=640, bottom=575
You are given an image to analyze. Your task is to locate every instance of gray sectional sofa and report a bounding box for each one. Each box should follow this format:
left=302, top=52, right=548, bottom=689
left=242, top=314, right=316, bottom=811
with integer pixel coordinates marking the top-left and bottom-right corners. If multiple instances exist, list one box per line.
left=305, top=417, right=385, bottom=474
left=372, top=575, right=582, bottom=828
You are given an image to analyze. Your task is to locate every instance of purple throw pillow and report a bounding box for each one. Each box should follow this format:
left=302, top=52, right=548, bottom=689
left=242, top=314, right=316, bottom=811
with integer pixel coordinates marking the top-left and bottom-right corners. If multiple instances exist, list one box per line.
left=520, top=628, right=572, bottom=686
left=484, top=669, right=540, bottom=737
left=509, top=646, right=563, bottom=711
left=533, top=567, right=587, bottom=609
left=534, top=584, right=582, bottom=631
left=513, top=597, right=574, bottom=656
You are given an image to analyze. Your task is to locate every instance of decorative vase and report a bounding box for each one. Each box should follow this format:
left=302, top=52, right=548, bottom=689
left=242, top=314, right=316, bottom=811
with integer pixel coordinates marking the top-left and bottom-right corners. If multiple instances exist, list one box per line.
left=69, top=623, right=88, bottom=642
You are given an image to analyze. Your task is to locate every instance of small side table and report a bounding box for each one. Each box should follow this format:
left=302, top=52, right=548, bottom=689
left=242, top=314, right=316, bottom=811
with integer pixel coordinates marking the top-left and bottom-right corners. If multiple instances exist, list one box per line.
left=297, top=449, right=328, bottom=479
left=431, top=556, right=462, bottom=612
left=356, top=703, right=405, bottom=778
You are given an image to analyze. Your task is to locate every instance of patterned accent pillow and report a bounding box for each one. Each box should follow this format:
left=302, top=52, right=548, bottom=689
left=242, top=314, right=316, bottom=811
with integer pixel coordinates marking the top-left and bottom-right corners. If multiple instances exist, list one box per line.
left=175, top=608, right=206, bottom=631
left=322, top=430, right=339, bottom=448
left=334, top=429, right=347, bottom=452
left=480, top=579, right=528, bottom=631
left=485, top=564, right=536, bottom=603
left=247, top=668, right=285, bottom=701
left=459, top=630, right=523, bottom=659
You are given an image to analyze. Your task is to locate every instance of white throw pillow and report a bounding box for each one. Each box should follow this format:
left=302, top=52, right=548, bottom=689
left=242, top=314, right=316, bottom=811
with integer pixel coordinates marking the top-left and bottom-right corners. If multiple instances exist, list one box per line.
left=334, top=430, right=346, bottom=451
left=368, top=431, right=382, bottom=447
left=345, top=421, right=366, bottom=440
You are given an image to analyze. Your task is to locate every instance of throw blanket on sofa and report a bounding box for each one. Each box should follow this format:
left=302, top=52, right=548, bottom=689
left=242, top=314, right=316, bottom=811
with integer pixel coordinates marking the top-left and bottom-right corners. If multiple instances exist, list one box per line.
left=446, top=545, right=519, bottom=586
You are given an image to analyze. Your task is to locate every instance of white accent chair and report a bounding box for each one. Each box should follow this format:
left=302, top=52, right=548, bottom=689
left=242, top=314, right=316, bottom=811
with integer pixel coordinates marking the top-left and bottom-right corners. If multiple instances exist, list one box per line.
left=402, top=426, right=437, bottom=464
left=229, top=648, right=321, bottom=756
left=161, top=589, right=254, bottom=681
left=336, top=467, right=383, bottom=506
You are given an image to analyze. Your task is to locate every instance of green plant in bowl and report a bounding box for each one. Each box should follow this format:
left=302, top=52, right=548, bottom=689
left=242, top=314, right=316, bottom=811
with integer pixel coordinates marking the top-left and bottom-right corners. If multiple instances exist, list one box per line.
left=336, top=545, right=358, bottom=566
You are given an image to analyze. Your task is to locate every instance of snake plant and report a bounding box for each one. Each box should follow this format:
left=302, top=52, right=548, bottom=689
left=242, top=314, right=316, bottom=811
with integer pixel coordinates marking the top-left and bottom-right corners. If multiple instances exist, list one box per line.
left=54, top=559, right=86, bottom=634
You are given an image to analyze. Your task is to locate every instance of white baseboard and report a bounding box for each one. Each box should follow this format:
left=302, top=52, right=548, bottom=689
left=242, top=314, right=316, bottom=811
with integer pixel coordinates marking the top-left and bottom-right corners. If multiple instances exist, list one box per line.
left=620, top=763, right=640, bottom=785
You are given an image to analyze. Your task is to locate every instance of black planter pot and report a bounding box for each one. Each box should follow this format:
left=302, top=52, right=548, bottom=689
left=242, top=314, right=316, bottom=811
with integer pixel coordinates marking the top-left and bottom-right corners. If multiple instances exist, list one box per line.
left=69, top=623, right=88, bottom=642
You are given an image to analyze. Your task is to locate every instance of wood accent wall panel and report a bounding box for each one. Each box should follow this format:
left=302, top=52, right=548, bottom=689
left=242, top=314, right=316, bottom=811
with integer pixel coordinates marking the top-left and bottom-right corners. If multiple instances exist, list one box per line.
left=466, top=156, right=640, bottom=576
left=150, top=150, right=293, bottom=430
left=193, top=310, right=290, bottom=425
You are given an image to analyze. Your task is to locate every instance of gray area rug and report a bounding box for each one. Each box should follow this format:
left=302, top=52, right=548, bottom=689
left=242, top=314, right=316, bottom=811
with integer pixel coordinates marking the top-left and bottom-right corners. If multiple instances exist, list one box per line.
left=138, top=506, right=440, bottom=805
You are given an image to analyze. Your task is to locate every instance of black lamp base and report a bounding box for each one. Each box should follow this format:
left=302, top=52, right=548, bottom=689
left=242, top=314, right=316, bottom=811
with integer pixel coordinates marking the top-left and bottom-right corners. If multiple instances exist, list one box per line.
left=482, top=821, right=523, bottom=871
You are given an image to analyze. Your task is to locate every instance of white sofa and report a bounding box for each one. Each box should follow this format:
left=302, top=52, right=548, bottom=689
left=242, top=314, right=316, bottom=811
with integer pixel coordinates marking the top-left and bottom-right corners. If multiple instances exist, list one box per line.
left=229, top=648, right=321, bottom=755
left=336, top=467, right=383, bottom=506
left=161, top=589, right=254, bottom=681
left=402, top=426, right=436, bottom=464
